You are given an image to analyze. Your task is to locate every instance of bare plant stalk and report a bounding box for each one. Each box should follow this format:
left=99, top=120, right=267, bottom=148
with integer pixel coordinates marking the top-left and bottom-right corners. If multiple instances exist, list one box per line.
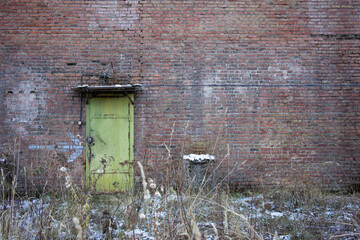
left=1, top=169, right=7, bottom=238
left=223, top=193, right=229, bottom=235
left=73, top=217, right=83, bottom=240
left=189, top=208, right=201, bottom=240
left=137, top=161, right=147, bottom=193
left=176, top=190, right=191, bottom=236
left=162, top=122, right=177, bottom=240
left=131, top=161, right=136, bottom=240
left=180, top=121, right=190, bottom=157
left=164, top=162, right=173, bottom=240
left=12, top=138, right=17, bottom=182
left=9, top=175, right=17, bottom=238
left=329, top=233, right=360, bottom=239
left=38, top=195, right=45, bottom=239
left=168, top=122, right=175, bottom=153
left=153, top=195, right=158, bottom=240
left=15, top=139, right=20, bottom=183
left=211, top=223, right=218, bottom=239
left=226, top=144, right=230, bottom=191
left=274, top=230, right=279, bottom=240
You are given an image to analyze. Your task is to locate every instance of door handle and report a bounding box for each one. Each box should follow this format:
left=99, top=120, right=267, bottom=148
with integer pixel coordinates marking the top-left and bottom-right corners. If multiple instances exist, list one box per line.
left=87, top=137, right=94, bottom=144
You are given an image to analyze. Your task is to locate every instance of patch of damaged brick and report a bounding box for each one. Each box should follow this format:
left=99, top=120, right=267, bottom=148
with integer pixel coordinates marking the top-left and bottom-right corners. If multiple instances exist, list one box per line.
left=311, top=34, right=360, bottom=40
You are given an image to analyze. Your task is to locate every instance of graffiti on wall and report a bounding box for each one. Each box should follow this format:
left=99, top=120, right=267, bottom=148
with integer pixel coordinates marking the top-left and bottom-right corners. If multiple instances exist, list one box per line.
left=28, top=132, right=84, bottom=162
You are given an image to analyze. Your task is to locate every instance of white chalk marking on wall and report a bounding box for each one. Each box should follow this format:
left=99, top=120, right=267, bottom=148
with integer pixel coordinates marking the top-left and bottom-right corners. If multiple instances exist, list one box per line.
left=28, top=132, right=84, bottom=162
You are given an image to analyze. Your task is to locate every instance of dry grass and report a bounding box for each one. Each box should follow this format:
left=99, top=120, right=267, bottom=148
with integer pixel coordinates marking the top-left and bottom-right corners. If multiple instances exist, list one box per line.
left=1, top=158, right=359, bottom=240
left=0, top=129, right=359, bottom=239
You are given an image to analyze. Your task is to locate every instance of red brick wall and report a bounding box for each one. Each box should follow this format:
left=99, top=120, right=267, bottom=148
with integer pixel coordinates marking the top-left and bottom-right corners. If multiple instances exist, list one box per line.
left=1, top=0, right=359, bottom=190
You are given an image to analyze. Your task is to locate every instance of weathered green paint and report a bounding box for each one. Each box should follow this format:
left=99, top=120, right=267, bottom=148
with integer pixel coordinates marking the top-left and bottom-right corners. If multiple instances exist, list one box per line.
left=86, top=94, right=134, bottom=193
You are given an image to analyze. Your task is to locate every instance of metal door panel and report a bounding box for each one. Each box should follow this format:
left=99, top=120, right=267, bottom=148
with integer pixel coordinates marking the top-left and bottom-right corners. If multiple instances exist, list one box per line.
left=86, top=95, right=133, bottom=193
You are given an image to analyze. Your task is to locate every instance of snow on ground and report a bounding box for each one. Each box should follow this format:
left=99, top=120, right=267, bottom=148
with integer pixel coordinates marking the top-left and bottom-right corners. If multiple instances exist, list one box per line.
left=1, top=190, right=359, bottom=239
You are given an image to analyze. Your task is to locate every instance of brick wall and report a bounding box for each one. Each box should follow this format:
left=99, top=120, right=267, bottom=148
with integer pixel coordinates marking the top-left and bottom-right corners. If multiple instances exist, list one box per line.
left=1, top=0, right=359, bottom=190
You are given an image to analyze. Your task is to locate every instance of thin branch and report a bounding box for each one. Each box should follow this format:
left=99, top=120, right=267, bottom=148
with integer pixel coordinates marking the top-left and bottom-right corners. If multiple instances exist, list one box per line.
left=329, top=233, right=360, bottom=240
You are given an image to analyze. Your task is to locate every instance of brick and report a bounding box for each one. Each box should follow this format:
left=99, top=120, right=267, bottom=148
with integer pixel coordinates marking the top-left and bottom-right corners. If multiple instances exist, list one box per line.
left=0, top=0, right=360, bottom=190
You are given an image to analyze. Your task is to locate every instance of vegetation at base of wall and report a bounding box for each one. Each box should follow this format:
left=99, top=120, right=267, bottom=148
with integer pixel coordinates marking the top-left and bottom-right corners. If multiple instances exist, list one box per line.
left=1, top=162, right=360, bottom=240
left=1, top=130, right=359, bottom=239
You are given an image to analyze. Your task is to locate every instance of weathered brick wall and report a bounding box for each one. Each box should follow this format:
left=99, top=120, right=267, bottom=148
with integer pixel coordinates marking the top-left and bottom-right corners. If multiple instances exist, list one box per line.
left=1, top=0, right=359, bottom=190
left=0, top=0, right=142, bottom=188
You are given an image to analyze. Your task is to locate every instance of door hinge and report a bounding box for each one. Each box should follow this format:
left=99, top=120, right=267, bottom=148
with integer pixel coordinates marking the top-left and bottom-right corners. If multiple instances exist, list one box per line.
left=123, top=91, right=134, bottom=105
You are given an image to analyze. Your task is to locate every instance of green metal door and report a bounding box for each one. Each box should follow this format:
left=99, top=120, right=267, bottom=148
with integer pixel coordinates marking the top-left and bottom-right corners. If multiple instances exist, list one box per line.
left=86, top=95, right=134, bottom=193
